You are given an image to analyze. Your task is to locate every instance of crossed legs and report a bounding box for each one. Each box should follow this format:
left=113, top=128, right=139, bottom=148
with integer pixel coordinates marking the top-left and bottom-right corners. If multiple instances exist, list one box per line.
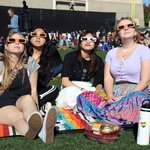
left=0, top=95, right=57, bottom=143
left=0, top=95, right=42, bottom=137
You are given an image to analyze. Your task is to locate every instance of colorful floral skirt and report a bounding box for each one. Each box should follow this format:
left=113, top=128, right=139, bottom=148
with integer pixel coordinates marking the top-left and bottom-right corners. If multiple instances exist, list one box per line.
left=77, top=90, right=150, bottom=124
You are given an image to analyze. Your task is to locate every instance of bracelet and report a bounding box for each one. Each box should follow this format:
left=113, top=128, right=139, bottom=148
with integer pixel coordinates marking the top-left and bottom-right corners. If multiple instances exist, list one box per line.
left=80, top=88, right=84, bottom=91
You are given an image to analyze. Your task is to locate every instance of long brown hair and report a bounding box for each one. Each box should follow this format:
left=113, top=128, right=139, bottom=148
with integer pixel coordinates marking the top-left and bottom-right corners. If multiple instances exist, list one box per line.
left=1, top=32, right=27, bottom=90
left=77, top=30, right=98, bottom=73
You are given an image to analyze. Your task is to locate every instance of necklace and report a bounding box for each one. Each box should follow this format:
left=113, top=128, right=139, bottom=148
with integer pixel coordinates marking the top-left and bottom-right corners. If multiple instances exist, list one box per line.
left=120, top=51, right=127, bottom=62
left=120, top=43, right=137, bottom=62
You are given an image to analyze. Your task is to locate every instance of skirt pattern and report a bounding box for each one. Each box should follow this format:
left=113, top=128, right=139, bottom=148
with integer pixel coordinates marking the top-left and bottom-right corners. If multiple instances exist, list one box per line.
left=77, top=91, right=150, bottom=124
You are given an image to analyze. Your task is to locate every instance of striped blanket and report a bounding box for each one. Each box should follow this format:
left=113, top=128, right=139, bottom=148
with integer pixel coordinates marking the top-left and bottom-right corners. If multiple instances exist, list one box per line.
left=0, top=106, right=97, bottom=137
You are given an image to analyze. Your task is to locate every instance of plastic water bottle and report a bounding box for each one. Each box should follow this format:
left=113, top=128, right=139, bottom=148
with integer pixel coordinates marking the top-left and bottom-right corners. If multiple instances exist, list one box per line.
left=137, top=100, right=150, bottom=145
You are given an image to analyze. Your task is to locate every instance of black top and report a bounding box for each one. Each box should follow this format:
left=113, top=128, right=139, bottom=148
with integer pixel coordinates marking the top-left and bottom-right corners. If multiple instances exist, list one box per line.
left=37, top=47, right=63, bottom=92
left=62, top=51, right=104, bottom=87
left=0, top=69, right=31, bottom=108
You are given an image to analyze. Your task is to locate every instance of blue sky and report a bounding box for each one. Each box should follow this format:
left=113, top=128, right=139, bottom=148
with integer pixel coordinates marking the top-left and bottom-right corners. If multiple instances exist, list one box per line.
left=142, top=0, right=150, bottom=6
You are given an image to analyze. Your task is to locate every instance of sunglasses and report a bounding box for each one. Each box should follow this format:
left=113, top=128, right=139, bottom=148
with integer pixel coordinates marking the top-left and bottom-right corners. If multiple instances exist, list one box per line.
left=81, top=37, right=97, bottom=43
left=30, top=32, right=47, bottom=38
left=117, top=23, right=135, bottom=31
left=7, top=37, right=26, bottom=44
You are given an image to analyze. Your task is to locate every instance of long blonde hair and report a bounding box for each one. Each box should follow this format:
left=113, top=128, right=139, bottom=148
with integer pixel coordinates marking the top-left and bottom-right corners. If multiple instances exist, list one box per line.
left=114, top=16, right=138, bottom=43
left=1, top=32, right=27, bottom=90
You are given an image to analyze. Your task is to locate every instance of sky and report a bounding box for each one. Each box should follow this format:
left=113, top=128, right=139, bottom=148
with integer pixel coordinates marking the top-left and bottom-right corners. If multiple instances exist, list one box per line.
left=142, top=0, right=150, bottom=6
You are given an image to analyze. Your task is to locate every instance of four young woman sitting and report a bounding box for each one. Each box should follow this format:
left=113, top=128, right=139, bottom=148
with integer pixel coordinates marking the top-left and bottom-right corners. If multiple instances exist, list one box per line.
left=0, top=16, right=150, bottom=143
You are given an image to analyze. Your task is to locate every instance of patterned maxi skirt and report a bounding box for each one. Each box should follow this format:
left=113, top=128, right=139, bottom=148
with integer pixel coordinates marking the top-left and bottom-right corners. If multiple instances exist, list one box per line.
left=77, top=83, right=150, bottom=124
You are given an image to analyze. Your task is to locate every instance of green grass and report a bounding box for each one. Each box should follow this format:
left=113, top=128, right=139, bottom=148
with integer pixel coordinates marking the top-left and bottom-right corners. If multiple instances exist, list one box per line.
left=1, top=50, right=150, bottom=150
left=1, top=130, right=150, bottom=150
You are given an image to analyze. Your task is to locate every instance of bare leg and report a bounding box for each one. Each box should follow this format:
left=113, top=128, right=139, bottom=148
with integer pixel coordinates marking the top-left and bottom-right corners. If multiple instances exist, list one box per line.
left=0, top=106, right=28, bottom=135
left=16, top=95, right=38, bottom=121
left=16, top=95, right=42, bottom=139
left=0, top=95, right=42, bottom=138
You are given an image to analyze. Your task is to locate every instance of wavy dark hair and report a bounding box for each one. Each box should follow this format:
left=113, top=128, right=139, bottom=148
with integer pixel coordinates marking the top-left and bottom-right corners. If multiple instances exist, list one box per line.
left=27, top=26, right=62, bottom=83
left=77, top=30, right=98, bottom=73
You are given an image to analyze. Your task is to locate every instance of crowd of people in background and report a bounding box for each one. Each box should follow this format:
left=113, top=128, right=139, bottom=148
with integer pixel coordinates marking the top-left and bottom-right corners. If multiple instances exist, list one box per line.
left=1, top=28, right=150, bottom=53
left=39, top=28, right=150, bottom=52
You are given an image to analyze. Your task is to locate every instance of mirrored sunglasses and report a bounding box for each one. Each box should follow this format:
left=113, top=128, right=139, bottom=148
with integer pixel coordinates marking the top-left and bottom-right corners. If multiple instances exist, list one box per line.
left=81, top=37, right=97, bottom=43
left=7, top=37, right=26, bottom=44
left=30, top=32, right=47, bottom=38
left=117, top=23, right=135, bottom=31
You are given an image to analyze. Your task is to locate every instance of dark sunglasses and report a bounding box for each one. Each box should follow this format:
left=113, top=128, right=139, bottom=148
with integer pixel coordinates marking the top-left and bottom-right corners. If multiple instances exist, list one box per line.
left=30, top=32, right=47, bottom=38
left=117, top=23, right=135, bottom=31
left=7, top=37, right=26, bottom=44
left=81, top=37, right=97, bottom=43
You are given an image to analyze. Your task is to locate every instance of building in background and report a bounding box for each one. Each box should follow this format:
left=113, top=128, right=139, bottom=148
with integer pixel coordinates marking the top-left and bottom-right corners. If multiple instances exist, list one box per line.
left=0, top=0, right=144, bottom=36
left=0, top=0, right=144, bottom=26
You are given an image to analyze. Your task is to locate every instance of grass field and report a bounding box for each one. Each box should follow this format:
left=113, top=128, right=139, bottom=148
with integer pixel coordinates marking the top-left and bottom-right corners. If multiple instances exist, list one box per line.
left=1, top=50, right=150, bottom=150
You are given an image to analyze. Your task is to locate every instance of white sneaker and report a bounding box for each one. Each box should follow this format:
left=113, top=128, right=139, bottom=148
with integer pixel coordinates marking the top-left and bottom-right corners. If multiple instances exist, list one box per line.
left=40, top=102, right=52, bottom=117
left=38, top=108, right=57, bottom=144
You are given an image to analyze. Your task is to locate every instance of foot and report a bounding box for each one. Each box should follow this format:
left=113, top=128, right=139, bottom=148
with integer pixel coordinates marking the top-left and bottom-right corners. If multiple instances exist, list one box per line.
left=38, top=108, right=57, bottom=144
left=25, top=112, right=42, bottom=139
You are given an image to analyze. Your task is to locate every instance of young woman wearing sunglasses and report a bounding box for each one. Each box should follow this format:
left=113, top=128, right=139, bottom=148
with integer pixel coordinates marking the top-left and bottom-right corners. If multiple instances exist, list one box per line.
left=0, top=32, right=57, bottom=143
left=77, top=17, right=150, bottom=125
left=27, top=26, right=62, bottom=108
left=105, top=17, right=150, bottom=101
left=104, top=16, right=150, bottom=123
left=56, top=30, right=104, bottom=109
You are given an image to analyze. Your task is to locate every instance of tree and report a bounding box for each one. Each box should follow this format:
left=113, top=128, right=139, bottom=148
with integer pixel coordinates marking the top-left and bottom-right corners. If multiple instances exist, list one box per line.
left=143, top=4, right=150, bottom=26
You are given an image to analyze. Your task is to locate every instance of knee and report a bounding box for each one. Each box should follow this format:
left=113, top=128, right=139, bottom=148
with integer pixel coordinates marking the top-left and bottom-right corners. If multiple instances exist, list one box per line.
left=23, top=95, right=34, bottom=103
left=17, top=95, right=35, bottom=106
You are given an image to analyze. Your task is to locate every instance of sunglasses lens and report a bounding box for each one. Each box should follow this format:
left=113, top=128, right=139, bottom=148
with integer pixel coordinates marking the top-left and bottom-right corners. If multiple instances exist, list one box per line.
left=19, top=39, right=26, bottom=43
left=31, top=32, right=37, bottom=36
left=8, top=38, right=15, bottom=42
left=128, top=23, right=134, bottom=28
left=118, top=25, right=124, bottom=30
left=40, top=33, right=46, bottom=37
left=90, top=38, right=96, bottom=42
left=81, top=37, right=87, bottom=41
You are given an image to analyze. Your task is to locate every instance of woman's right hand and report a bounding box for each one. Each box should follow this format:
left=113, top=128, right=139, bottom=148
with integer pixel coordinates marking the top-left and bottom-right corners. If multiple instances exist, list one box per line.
left=107, top=95, right=123, bottom=102
left=107, top=96, right=114, bottom=102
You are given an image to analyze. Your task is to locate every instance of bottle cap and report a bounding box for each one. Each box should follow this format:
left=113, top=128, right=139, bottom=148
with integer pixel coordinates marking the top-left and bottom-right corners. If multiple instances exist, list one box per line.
left=141, top=99, right=150, bottom=109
